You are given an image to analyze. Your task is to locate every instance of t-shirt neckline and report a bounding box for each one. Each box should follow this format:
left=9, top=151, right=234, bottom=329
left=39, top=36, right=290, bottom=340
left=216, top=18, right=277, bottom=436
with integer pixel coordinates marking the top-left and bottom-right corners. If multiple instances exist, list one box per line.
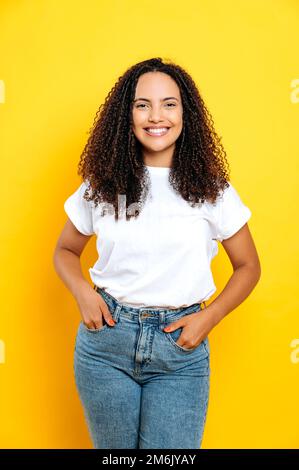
left=145, top=165, right=171, bottom=172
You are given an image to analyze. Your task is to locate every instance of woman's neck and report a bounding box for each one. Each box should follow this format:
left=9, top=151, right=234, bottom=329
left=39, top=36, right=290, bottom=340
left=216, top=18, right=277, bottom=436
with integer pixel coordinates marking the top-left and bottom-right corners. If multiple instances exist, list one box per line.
left=142, top=146, right=174, bottom=168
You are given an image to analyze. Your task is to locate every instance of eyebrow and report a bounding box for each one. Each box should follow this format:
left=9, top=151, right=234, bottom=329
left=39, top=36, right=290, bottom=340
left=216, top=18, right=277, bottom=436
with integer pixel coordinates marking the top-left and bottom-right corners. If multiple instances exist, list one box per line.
left=133, top=97, right=179, bottom=103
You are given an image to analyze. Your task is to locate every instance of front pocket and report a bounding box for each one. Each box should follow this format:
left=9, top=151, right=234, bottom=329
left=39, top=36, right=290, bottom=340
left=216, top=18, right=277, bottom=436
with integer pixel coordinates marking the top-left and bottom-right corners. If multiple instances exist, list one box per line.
left=81, top=321, right=108, bottom=334
left=164, top=303, right=204, bottom=353
left=165, top=327, right=200, bottom=353
left=165, top=327, right=209, bottom=355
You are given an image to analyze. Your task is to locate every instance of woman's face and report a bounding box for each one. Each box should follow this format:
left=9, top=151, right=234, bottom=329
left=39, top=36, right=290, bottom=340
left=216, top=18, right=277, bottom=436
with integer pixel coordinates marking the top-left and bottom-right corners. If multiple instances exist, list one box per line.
left=132, top=72, right=183, bottom=155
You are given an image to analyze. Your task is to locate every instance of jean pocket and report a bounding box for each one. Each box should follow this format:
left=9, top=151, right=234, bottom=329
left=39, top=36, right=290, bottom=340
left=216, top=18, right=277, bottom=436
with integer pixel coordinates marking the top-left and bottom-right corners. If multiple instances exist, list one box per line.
left=165, top=327, right=206, bottom=353
left=81, top=320, right=109, bottom=334
left=164, top=303, right=205, bottom=353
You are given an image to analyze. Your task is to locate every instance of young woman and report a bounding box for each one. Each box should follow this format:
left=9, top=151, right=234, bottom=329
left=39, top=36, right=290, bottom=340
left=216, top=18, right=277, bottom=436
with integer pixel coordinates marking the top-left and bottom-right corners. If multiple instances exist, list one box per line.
left=53, top=57, right=261, bottom=449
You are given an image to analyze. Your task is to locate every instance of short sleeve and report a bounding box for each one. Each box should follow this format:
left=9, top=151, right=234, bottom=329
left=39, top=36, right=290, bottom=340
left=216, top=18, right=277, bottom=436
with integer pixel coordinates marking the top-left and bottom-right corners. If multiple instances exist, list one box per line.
left=64, top=181, right=95, bottom=236
left=209, top=182, right=252, bottom=242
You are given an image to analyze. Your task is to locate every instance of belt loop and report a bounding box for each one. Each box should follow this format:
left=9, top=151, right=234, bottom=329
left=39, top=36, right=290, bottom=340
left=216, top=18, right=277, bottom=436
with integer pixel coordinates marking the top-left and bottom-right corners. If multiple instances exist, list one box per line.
left=159, top=311, right=165, bottom=330
left=113, top=304, right=122, bottom=322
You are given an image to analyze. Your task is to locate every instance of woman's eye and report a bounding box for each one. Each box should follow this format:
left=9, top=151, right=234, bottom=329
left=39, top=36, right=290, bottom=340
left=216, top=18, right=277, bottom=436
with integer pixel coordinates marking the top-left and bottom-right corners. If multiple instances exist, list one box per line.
left=136, top=103, right=176, bottom=108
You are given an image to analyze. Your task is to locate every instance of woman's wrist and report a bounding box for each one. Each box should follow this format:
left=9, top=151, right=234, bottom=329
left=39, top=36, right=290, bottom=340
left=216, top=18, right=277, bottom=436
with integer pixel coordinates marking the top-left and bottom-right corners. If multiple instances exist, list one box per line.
left=73, top=279, right=93, bottom=303
left=201, top=301, right=225, bottom=329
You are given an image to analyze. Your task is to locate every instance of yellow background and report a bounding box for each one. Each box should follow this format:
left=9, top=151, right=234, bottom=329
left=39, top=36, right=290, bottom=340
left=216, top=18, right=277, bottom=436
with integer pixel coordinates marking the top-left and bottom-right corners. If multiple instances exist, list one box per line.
left=0, top=0, right=298, bottom=448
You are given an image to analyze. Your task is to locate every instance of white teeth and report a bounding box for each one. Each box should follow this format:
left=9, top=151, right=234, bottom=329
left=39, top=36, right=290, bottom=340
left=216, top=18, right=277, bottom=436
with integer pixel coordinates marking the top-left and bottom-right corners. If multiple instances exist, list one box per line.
left=145, top=127, right=169, bottom=135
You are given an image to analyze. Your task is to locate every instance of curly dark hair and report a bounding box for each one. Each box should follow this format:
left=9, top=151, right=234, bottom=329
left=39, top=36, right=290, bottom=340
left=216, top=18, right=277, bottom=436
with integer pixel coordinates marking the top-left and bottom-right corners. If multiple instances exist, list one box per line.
left=77, top=57, right=230, bottom=220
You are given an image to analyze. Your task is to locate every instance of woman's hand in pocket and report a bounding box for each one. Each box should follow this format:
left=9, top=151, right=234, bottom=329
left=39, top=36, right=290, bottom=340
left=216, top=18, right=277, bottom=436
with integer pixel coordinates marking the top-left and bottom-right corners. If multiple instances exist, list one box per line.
left=163, top=309, right=214, bottom=349
left=75, top=283, right=116, bottom=330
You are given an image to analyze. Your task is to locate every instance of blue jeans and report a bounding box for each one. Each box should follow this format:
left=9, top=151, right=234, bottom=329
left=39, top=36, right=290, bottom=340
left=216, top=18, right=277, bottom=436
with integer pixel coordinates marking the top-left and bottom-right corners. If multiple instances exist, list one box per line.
left=74, top=286, right=210, bottom=449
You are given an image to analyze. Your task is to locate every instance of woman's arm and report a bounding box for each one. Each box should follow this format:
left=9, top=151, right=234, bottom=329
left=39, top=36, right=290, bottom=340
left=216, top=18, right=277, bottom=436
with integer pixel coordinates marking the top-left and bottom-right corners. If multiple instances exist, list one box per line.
left=204, top=222, right=261, bottom=328
left=164, top=223, right=261, bottom=347
left=53, top=219, right=93, bottom=299
left=53, top=219, right=115, bottom=328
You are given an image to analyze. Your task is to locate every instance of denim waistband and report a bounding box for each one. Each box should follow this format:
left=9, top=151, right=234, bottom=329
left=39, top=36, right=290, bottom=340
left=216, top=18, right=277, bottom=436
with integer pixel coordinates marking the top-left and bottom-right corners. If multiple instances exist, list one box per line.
left=93, top=285, right=206, bottom=324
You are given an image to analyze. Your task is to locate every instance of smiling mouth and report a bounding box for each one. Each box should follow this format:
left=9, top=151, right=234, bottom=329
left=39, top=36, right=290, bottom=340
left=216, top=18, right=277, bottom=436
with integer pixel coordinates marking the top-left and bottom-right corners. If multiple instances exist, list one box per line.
left=143, top=127, right=170, bottom=136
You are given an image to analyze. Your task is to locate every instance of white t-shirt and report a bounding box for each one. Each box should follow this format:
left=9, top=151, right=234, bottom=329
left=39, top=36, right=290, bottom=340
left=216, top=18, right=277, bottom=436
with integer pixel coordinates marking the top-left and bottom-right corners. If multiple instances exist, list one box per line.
left=64, top=165, right=251, bottom=308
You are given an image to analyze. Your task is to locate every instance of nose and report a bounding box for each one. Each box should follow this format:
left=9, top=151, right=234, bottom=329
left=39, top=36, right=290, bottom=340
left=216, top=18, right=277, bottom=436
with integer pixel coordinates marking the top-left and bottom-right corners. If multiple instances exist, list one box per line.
left=148, top=105, right=164, bottom=122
